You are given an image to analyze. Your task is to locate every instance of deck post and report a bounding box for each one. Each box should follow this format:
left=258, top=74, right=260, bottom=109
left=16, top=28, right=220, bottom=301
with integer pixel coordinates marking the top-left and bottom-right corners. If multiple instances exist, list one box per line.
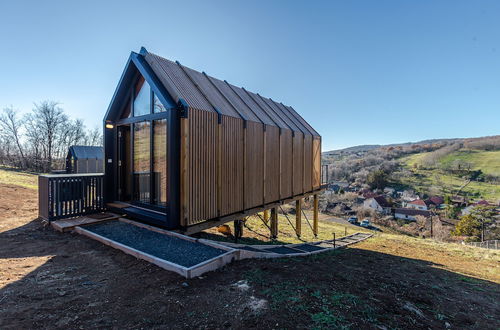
left=313, top=194, right=319, bottom=237
left=263, top=209, right=269, bottom=222
left=270, top=207, right=278, bottom=239
left=295, top=199, right=302, bottom=237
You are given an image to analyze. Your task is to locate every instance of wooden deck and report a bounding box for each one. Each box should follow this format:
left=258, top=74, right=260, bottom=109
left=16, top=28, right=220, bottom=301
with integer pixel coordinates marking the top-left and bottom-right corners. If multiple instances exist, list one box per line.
left=51, top=213, right=120, bottom=232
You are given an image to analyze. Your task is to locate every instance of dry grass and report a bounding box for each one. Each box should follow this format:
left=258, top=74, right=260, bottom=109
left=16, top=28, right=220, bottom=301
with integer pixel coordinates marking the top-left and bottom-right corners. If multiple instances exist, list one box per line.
left=203, top=213, right=500, bottom=283
left=0, top=166, right=37, bottom=190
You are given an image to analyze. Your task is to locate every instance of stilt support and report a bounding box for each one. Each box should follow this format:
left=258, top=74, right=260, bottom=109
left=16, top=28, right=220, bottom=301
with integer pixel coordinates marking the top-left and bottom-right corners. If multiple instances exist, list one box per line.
left=263, top=209, right=270, bottom=223
left=270, top=208, right=278, bottom=239
left=295, top=199, right=302, bottom=237
left=313, top=194, right=319, bottom=237
left=234, top=219, right=244, bottom=242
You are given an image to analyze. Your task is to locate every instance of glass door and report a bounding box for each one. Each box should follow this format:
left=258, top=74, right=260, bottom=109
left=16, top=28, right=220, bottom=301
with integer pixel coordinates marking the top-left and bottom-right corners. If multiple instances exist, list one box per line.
left=133, top=121, right=151, bottom=205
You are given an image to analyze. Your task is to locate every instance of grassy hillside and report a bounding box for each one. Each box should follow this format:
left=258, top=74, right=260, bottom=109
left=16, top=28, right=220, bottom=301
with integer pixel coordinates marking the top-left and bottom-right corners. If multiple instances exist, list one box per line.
left=0, top=166, right=37, bottom=190
left=439, top=150, right=500, bottom=176
left=401, top=151, right=500, bottom=201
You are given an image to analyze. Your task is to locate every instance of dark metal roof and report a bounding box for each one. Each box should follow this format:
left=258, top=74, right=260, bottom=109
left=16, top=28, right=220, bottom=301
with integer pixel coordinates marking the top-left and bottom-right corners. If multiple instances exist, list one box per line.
left=68, top=146, right=104, bottom=160
left=143, top=49, right=319, bottom=136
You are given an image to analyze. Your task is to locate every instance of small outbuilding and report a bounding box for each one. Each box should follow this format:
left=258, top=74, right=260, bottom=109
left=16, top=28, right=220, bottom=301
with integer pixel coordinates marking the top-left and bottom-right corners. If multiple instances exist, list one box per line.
left=66, top=146, right=104, bottom=174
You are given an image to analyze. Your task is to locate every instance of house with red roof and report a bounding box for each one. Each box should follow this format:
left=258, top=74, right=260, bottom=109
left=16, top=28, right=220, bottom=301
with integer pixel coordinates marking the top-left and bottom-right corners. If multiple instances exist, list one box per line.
left=424, top=196, right=444, bottom=208
left=406, top=199, right=428, bottom=211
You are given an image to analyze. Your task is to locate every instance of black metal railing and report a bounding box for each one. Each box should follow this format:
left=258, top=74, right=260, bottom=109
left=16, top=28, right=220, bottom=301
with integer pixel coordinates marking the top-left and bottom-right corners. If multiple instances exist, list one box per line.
left=38, top=173, right=104, bottom=221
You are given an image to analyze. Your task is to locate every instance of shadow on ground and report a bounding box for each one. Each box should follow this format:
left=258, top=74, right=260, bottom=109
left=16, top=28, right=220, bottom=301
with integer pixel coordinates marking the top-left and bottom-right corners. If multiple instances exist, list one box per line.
left=1, top=215, right=499, bottom=329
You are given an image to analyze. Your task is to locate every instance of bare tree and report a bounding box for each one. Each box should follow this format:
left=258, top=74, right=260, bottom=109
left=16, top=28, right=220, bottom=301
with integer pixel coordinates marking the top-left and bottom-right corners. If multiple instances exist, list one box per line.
left=0, top=106, right=27, bottom=167
left=27, top=101, right=68, bottom=171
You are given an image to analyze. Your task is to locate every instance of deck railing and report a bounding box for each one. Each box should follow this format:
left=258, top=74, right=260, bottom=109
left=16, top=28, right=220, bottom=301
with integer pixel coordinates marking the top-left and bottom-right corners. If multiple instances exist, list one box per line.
left=38, top=173, right=105, bottom=221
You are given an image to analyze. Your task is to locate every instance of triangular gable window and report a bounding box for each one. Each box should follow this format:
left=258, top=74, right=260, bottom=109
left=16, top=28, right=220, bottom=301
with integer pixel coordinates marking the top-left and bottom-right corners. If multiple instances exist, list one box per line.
left=133, top=76, right=151, bottom=116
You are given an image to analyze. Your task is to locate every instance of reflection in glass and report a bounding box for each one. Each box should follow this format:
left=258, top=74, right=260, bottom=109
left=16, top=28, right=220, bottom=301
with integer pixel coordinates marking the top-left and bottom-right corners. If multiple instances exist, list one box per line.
left=153, top=93, right=167, bottom=113
left=133, top=77, right=151, bottom=116
left=153, top=119, right=167, bottom=206
left=133, top=121, right=150, bottom=204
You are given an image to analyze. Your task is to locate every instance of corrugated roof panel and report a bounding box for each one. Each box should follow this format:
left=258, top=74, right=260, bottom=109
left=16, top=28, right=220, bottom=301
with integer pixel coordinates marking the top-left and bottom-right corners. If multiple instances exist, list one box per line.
left=227, top=84, right=276, bottom=126
left=285, top=105, right=320, bottom=137
left=70, top=146, right=104, bottom=159
left=243, top=90, right=289, bottom=129
left=272, top=100, right=311, bottom=136
left=260, top=96, right=301, bottom=132
left=145, top=53, right=214, bottom=112
left=207, top=76, right=261, bottom=123
left=144, top=50, right=319, bottom=136
left=179, top=65, right=241, bottom=118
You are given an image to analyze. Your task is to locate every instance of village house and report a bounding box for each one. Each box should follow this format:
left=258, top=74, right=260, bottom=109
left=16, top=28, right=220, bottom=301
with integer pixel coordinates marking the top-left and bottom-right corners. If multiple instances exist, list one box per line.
left=364, top=195, right=392, bottom=214
left=424, top=196, right=444, bottom=208
left=405, top=199, right=428, bottom=210
left=394, top=208, right=432, bottom=221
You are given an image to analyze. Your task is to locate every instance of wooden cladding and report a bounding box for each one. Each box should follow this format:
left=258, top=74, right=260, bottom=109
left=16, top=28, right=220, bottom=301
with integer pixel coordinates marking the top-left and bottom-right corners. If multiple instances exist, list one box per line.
left=245, top=121, right=264, bottom=209
left=312, top=137, right=321, bottom=189
left=220, top=116, right=244, bottom=215
left=180, top=108, right=321, bottom=227
left=182, top=109, right=218, bottom=225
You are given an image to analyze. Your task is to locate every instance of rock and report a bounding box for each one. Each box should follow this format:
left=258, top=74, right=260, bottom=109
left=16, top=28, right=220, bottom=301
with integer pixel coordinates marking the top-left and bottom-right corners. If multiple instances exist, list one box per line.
left=403, top=302, right=425, bottom=319
left=181, top=282, right=189, bottom=288
left=445, top=322, right=451, bottom=328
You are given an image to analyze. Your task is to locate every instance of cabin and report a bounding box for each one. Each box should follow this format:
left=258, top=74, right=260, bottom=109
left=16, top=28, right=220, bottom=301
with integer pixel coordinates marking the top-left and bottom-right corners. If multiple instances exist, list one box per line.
left=85, top=47, right=323, bottom=234
left=66, top=145, right=104, bottom=174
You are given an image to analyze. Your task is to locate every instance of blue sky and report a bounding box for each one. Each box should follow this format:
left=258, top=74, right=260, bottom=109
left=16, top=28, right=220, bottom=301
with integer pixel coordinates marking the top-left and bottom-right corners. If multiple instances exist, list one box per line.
left=0, top=0, right=499, bottom=151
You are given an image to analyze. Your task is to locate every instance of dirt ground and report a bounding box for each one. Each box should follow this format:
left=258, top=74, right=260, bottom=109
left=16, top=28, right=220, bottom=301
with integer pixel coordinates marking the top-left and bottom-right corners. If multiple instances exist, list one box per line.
left=1, top=182, right=499, bottom=329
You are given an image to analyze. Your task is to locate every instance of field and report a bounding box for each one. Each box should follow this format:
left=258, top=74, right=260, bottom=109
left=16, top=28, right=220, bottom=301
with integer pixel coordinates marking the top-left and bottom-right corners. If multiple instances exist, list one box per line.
left=401, top=151, right=500, bottom=201
left=1, top=168, right=499, bottom=329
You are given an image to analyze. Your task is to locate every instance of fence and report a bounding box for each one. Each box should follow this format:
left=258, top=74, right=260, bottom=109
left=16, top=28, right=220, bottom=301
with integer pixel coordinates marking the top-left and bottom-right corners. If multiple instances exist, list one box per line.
left=464, top=240, right=499, bottom=250
left=38, top=173, right=104, bottom=221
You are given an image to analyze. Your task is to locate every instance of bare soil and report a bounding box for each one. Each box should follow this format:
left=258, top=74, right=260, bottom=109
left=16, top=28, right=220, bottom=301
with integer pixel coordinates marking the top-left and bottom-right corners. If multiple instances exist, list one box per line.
left=1, top=182, right=499, bottom=329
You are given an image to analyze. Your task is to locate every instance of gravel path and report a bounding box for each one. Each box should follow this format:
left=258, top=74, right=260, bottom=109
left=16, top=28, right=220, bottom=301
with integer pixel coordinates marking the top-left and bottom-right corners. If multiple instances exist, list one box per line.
left=84, top=221, right=226, bottom=267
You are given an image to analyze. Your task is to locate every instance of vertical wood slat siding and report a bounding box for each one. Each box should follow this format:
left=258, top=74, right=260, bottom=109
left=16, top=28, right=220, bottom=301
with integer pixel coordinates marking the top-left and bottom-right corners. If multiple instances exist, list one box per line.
left=304, top=135, right=313, bottom=192
left=280, top=130, right=293, bottom=198
left=265, top=126, right=280, bottom=203
left=245, top=121, right=264, bottom=209
left=312, top=137, right=322, bottom=189
left=220, top=115, right=244, bottom=216
left=186, top=108, right=218, bottom=226
left=292, top=132, right=304, bottom=195
left=181, top=111, right=317, bottom=226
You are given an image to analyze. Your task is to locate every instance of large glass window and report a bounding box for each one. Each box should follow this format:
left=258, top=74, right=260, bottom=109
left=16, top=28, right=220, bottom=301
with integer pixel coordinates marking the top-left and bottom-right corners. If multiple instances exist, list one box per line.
left=153, top=119, right=167, bottom=206
left=133, top=121, right=150, bottom=204
left=153, top=93, right=167, bottom=113
left=133, top=77, right=151, bottom=117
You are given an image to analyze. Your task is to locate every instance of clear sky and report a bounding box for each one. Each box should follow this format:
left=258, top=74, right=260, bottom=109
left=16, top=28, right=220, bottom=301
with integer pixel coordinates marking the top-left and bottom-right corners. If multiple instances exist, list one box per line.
left=0, top=0, right=499, bottom=151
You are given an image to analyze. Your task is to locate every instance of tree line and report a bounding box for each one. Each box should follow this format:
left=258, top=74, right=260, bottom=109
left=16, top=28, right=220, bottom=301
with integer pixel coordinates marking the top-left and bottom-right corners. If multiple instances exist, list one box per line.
left=0, top=101, right=102, bottom=173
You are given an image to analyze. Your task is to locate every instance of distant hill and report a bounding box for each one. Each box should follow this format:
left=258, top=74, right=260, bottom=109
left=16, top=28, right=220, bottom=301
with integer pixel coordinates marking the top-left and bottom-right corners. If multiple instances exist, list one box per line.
left=323, top=137, right=486, bottom=155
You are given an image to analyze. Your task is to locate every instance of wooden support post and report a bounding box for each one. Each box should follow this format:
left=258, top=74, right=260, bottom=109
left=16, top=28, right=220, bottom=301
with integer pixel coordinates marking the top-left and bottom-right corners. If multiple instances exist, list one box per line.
left=263, top=209, right=270, bottom=223
left=270, top=208, right=278, bottom=239
left=313, top=194, right=319, bottom=237
left=295, top=199, right=302, bottom=237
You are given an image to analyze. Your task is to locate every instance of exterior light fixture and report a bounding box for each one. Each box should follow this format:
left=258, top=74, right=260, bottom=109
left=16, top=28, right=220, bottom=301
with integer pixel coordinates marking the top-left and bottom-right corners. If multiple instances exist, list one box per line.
left=105, top=123, right=114, bottom=129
